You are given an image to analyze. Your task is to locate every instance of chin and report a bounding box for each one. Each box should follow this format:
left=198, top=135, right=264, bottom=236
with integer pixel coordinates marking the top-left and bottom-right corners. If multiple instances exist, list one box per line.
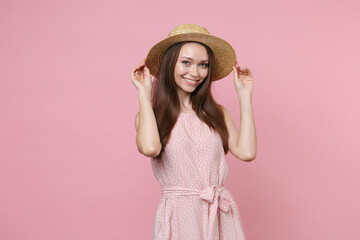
left=177, top=85, right=195, bottom=94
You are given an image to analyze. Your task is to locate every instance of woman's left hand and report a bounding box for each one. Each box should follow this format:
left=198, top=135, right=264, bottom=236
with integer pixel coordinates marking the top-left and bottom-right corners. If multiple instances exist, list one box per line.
left=233, top=62, right=254, bottom=96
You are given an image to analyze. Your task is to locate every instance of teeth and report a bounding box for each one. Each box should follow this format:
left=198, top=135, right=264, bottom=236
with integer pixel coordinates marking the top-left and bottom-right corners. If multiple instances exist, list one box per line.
left=184, top=77, right=196, bottom=83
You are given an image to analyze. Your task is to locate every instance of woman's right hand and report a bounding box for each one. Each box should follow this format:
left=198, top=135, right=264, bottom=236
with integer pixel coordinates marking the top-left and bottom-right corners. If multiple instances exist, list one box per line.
left=131, top=59, right=161, bottom=158
left=131, top=58, right=152, bottom=95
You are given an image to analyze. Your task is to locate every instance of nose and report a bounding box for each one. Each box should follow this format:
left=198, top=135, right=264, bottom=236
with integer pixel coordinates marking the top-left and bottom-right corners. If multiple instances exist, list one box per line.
left=189, top=65, right=199, bottom=78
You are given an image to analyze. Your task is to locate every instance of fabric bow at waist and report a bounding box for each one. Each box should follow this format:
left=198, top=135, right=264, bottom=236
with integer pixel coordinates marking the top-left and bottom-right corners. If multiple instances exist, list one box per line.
left=161, top=185, right=236, bottom=240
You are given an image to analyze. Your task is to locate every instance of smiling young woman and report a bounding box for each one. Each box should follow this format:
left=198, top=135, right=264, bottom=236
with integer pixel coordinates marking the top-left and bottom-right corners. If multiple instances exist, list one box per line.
left=174, top=42, right=209, bottom=91
left=145, top=41, right=231, bottom=159
left=131, top=24, right=257, bottom=240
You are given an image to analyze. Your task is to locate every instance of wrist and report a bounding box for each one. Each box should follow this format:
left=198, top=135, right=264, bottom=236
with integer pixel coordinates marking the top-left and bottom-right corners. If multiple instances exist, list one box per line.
left=238, top=93, right=252, bottom=106
left=138, top=89, right=152, bottom=102
left=237, top=92, right=252, bottom=100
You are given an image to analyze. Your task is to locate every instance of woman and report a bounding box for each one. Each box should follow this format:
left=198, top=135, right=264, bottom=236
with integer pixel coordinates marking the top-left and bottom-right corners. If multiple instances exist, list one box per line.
left=131, top=24, right=257, bottom=240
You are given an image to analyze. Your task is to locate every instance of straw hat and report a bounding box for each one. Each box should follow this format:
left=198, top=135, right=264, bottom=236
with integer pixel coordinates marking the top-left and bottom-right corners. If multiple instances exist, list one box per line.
left=145, top=24, right=236, bottom=81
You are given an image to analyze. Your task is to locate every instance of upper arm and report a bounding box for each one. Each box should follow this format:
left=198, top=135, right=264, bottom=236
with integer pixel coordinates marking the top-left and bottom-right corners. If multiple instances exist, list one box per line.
left=219, top=105, right=241, bottom=158
left=134, top=111, right=161, bottom=157
left=135, top=112, right=139, bottom=131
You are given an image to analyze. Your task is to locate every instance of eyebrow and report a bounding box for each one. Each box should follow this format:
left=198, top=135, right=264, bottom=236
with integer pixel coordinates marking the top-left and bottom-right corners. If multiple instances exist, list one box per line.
left=180, top=56, right=209, bottom=62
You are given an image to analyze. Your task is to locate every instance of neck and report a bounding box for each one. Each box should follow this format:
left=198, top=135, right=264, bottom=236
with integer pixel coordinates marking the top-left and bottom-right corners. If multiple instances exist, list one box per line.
left=177, top=89, right=192, bottom=111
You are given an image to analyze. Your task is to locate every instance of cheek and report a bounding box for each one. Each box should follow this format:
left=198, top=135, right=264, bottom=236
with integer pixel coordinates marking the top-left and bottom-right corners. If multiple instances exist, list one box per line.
left=174, top=66, right=182, bottom=76
left=174, top=66, right=183, bottom=81
left=200, top=69, right=209, bottom=78
left=176, top=64, right=187, bottom=74
left=174, top=68, right=183, bottom=79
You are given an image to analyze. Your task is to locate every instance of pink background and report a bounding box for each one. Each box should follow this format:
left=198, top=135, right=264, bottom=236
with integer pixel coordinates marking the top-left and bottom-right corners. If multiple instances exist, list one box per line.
left=1, top=0, right=359, bottom=239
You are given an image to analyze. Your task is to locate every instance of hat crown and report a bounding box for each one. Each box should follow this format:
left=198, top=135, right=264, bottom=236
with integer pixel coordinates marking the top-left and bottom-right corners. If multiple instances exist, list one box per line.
left=168, top=24, right=210, bottom=37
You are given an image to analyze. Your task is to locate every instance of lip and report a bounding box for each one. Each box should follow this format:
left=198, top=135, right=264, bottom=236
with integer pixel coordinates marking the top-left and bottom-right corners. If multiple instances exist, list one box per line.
left=183, top=77, right=200, bottom=85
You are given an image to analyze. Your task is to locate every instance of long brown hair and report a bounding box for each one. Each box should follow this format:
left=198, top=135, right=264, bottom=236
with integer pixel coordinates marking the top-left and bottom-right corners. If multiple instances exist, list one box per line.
left=152, top=41, right=229, bottom=159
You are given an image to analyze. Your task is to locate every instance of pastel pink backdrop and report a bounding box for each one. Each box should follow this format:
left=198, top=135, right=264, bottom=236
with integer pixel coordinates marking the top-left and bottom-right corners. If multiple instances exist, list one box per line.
left=0, top=0, right=359, bottom=239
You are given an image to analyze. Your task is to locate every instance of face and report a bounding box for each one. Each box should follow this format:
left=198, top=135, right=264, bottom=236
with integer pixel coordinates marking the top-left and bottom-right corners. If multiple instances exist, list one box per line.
left=174, top=42, right=209, bottom=95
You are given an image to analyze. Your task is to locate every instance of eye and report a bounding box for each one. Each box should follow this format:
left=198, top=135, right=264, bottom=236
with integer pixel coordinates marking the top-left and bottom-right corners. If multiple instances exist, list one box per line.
left=200, top=63, right=209, bottom=68
left=182, top=60, right=190, bottom=65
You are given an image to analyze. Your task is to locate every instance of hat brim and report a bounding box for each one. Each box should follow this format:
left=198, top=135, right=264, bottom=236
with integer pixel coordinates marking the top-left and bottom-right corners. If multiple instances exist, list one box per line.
left=145, top=33, right=236, bottom=81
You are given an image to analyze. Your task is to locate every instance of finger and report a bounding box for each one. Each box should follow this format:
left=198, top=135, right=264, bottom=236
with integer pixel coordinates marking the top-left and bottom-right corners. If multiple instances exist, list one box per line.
left=233, top=66, right=239, bottom=79
left=133, top=65, right=142, bottom=74
left=237, top=64, right=244, bottom=72
left=134, top=64, right=146, bottom=76
left=240, top=68, right=248, bottom=76
left=144, top=66, right=150, bottom=77
left=131, top=71, right=140, bottom=82
left=131, top=68, right=137, bottom=77
left=132, top=66, right=140, bottom=74
left=235, top=64, right=240, bottom=73
left=244, top=66, right=250, bottom=76
left=236, top=65, right=244, bottom=75
left=133, top=69, right=142, bottom=79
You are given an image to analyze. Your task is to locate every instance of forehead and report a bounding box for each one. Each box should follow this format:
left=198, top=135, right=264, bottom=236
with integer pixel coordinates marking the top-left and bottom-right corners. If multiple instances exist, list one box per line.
left=178, top=42, right=209, bottom=60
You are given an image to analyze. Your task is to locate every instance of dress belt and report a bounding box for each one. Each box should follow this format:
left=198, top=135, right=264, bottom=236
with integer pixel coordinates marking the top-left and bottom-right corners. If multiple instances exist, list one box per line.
left=161, top=185, right=234, bottom=240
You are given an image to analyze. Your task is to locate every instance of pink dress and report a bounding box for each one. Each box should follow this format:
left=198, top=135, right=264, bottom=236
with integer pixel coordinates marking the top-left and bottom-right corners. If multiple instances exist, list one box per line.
left=151, top=112, right=246, bottom=240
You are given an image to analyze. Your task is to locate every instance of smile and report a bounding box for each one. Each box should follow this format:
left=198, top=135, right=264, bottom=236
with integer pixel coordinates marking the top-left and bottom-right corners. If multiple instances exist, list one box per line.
left=183, top=77, right=199, bottom=85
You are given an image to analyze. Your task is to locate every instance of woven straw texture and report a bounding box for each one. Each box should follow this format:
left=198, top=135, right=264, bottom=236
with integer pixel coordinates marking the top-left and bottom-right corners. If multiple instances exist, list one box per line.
left=145, top=24, right=236, bottom=81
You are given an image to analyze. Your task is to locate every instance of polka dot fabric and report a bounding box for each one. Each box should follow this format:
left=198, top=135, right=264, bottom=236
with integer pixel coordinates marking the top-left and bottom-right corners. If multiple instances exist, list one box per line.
left=151, top=112, right=246, bottom=240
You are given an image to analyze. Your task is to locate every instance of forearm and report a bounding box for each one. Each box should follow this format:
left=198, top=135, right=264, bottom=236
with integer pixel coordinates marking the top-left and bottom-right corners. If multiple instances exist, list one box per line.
left=137, top=91, right=161, bottom=157
left=237, top=94, right=257, bottom=160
